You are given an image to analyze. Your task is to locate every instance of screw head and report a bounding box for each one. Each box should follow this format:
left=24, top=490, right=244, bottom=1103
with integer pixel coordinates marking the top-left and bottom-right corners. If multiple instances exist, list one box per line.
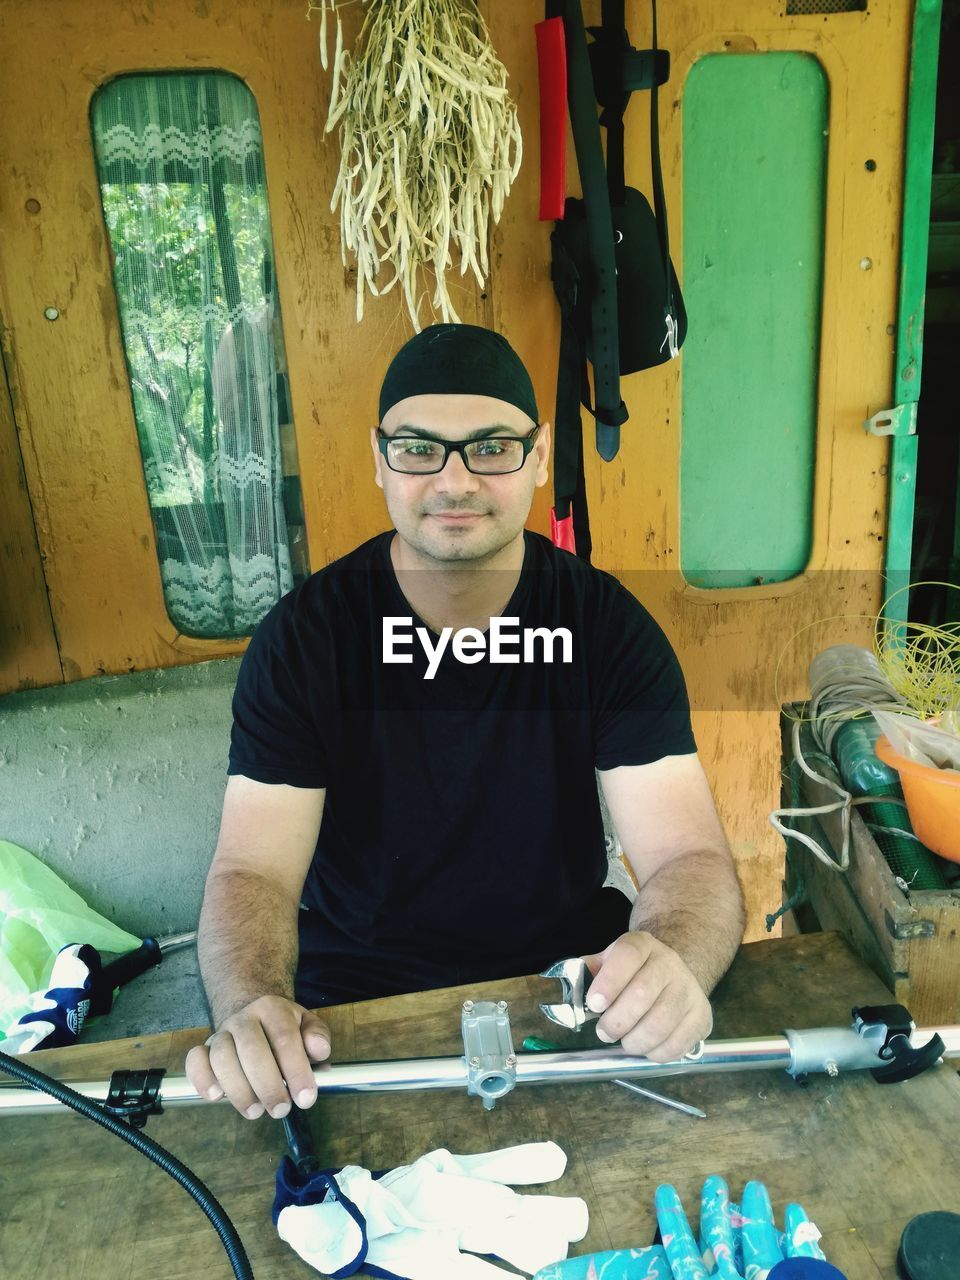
left=44, top=307, right=59, bottom=321
left=505, top=1054, right=517, bottom=1068
left=462, top=1000, right=474, bottom=1013
left=497, top=1000, right=508, bottom=1013
left=469, top=1056, right=481, bottom=1069
left=825, top=1061, right=839, bottom=1078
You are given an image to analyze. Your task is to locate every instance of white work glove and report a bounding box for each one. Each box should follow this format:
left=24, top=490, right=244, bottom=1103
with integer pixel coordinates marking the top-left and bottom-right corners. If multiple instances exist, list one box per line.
left=276, top=1141, right=589, bottom=1279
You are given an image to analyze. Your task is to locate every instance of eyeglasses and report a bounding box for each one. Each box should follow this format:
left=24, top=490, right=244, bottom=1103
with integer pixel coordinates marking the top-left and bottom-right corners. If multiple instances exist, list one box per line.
left=377, top=426, right=540, bottom=475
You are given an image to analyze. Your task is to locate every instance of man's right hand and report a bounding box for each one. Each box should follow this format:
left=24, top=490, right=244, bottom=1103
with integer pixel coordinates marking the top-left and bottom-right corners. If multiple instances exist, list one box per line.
left=185, top=995, right=331, bottom=1120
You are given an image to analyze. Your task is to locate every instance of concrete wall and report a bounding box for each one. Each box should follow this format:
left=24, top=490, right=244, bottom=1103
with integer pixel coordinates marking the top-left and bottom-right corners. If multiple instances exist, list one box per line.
left=0, top=659, right=239, bottom=937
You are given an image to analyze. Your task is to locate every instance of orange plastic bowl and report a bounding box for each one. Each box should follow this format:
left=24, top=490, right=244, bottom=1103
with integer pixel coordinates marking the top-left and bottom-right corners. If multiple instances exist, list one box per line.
left=875, top=734, right=960, bottom=863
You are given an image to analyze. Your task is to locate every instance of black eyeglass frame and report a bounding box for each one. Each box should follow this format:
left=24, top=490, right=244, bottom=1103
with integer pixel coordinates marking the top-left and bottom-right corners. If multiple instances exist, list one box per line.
left=376, top=425, right=541, bottom=475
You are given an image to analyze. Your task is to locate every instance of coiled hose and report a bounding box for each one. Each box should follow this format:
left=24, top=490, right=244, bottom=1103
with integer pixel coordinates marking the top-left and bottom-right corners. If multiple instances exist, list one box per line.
left=770, top=644, right=948, bottom=888
left=0, top=1047, right=253, bottom=1280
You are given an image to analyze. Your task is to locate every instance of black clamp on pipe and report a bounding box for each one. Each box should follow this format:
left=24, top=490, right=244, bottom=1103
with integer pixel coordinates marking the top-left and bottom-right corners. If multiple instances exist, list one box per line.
left=103, top=1067, right=166, bottom=1128
left=852, top=1004, right=945, bottom=1084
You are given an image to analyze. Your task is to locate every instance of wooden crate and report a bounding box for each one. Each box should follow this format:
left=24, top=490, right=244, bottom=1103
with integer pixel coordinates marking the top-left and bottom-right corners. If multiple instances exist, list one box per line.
left=779, top=703, right=960, bottom=1024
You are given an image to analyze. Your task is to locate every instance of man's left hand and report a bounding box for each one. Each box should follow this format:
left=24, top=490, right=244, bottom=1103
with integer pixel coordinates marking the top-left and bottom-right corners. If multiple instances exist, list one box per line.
left=581, top=932, right=712, bottom=1061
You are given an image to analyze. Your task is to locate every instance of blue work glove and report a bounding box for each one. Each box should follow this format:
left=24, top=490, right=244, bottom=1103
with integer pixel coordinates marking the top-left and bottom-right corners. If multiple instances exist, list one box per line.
left=2, top=943, right=100, bottom=1053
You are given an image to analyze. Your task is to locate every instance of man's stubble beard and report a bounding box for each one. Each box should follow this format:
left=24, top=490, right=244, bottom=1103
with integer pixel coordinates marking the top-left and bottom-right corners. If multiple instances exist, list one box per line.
left=397, top=507, right=520, bottom=567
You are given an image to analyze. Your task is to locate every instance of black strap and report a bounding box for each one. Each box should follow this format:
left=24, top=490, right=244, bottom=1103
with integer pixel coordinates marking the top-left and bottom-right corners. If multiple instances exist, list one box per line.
left=592, top=0, right=674, bottom=344
left=553, top=0, right=627, bottom=449
left=646, top=0, right=676, bottom=341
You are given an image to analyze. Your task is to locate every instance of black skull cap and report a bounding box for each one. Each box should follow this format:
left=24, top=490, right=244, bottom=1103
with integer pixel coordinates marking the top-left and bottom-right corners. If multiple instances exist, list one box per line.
left=379, top=323, right=539, bottom=425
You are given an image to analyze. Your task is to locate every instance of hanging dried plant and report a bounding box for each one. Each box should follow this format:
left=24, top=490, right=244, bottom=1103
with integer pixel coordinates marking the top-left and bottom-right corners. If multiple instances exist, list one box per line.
left=306, top=0, right=522, bottom=329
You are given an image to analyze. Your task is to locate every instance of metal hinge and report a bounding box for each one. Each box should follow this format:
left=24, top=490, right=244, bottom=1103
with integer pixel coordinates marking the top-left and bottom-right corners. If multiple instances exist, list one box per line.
left=864, top=403, right=918, bottom=437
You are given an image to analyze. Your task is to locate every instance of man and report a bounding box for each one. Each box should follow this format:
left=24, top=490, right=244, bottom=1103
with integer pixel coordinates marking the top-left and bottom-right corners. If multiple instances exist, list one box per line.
left=186, top=323, right=745, bottom=1121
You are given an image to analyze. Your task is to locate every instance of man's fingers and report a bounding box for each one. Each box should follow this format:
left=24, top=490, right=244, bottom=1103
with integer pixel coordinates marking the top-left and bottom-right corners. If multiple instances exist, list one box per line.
left=184, top=1043, right=224, bottom=1102
left=594, top=963, right=670, bottom=1044
left=261, top=1010, right=329, bottom=1111
left=616, top=985, right=712, bottom=1061
left=585, top=934, right=653, bottom=1013
left=301, top=1014, right=332, bottom=1064
left=233, top=1020, right=297, bottom=1118
left=183, top=998, right=334, bottom=1119
left=206, top=1027, right=268, bottom=1118
left=633, top=1002, right=713, bottom=1063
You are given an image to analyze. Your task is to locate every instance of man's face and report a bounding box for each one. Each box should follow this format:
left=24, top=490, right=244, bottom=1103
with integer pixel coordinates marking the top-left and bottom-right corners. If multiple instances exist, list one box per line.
left=371, top=393, right=550, bottom=565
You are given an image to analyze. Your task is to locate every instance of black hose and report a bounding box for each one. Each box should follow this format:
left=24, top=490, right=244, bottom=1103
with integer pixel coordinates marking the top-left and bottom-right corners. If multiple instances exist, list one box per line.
left=0, top=1048, right=253, bottom=1280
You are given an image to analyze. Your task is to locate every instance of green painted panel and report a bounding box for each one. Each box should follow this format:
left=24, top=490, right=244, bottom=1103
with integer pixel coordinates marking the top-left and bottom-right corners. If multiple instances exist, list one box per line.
left=681, top=54, right=827, bottom=589
left=885, top=0, right=942, bottom=629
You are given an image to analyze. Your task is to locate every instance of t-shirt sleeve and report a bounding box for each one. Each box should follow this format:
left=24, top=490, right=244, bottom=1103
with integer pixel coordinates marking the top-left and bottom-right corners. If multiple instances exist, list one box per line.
left=227, top=597, right=328, bottom=788
left=592, top=580, right=697, bottom=769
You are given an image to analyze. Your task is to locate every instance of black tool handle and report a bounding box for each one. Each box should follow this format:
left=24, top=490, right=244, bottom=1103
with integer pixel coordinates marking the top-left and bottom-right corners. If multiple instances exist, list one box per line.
left=100, top=937, right=163, bottom=991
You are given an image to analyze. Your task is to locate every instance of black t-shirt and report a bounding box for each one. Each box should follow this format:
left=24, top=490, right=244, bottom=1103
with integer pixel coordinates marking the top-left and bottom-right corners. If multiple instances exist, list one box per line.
left=228, top=530, right=696, bottom=1004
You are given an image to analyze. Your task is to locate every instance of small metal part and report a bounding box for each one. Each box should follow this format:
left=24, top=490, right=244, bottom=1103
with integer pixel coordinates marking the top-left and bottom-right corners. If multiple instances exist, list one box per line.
left=44, top=307, right=59, bottom=321
left=864, top=403, right=917, bottom=437
left=156, top=931, right=197, bottom=955
left=538, top=957, right=599, bottom=1031
left=461, top=1001, right=517, bottom=1111
left=613, top=1078, right=706, bottom=1119
left=825, top=1061, right=839, bottom=1078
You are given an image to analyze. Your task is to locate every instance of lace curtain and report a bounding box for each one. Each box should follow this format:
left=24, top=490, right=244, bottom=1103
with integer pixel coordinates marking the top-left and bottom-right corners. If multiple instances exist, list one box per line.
left=92, top=73, right=293, bottom=638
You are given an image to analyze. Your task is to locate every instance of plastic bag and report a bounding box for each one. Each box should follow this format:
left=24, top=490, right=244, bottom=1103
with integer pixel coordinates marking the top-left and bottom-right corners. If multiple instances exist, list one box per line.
left=0, top=839, right=140, bottom=1040
left=871, top=708, right=960, bottom=772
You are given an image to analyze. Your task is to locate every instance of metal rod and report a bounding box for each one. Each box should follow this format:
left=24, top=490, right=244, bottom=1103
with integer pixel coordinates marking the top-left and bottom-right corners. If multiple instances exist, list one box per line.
left=156, top=931, right=198, bottom=955
left=613, top=1078, right=706, bottom=1118
left=3, top=1026, right=958, bottom=1118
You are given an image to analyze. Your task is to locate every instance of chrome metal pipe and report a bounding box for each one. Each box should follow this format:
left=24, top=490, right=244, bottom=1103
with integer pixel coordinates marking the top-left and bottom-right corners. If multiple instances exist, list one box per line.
left=2, top=1027, right=957, bottom=1118
left=513, top=1037, right=793, bottom=1086
left=0, top=1054, right=470, bottom=1116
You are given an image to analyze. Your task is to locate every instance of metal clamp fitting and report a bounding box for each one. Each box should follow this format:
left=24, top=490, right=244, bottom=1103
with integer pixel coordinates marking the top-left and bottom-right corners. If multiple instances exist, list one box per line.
left=461, top=1000, right=517, bottom=1111
left=103, top=1067, right=166, bottom=1128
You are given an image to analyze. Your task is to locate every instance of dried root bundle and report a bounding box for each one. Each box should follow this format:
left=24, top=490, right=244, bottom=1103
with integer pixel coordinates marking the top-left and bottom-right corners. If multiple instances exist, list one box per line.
left=307, top=0, right=522, bottom=328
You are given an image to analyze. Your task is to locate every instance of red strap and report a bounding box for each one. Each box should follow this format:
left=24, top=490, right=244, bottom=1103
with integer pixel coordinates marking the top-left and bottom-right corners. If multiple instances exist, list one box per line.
left=550, top=506, right=577, bottom=554
left=535, top=17, right=567, bottom=222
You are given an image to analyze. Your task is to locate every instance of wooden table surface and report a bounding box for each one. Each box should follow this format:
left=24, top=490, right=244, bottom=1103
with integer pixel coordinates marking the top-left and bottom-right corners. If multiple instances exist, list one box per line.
left=2, top=932, right=958, bottom=1280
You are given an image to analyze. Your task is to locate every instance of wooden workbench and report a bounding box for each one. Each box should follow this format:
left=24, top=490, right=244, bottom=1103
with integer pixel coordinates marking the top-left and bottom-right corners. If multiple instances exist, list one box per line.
left=1, top=933, right=958, bottom=1280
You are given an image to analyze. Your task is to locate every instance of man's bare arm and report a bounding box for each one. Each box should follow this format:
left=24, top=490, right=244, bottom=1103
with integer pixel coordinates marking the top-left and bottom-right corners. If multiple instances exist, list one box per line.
left=587, top=754, right=746, bottom=1060
left=185, top=775, right=328, bottom=1119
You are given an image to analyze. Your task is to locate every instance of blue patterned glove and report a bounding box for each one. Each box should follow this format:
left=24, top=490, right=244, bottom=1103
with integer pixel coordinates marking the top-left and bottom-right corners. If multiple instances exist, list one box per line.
left=534, top=1179, right=846, bottom=1280
left=656, top=1177, right=844, bottom=1279
left=533, top=1245, right=672, bottom=1279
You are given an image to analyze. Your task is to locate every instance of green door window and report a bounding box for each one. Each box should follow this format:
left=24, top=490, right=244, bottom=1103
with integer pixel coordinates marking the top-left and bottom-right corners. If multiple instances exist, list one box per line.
left=681, top=53, right=827, bottom=590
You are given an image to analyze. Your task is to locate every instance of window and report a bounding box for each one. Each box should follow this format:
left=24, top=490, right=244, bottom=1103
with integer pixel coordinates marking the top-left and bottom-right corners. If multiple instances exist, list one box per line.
left=681, top=54, right=827, bottom=589
left=92, top=72, right=307, bottom=639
